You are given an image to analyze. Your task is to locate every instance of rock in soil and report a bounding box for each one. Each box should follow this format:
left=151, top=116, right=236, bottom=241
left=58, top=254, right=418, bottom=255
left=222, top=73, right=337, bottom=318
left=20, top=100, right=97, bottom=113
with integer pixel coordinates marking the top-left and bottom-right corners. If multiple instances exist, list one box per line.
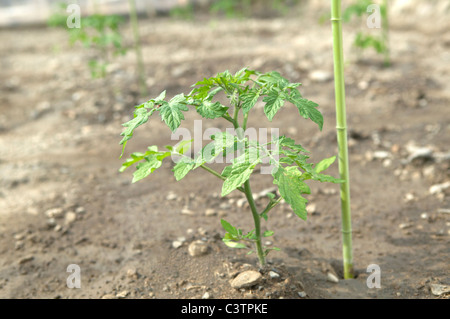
left=230, top=270, right=263, bottom=289
left=116, top=290, right=129, bottom=298
left=45, top=207, right=64, bottom=219
left=327, top=272, right=339, bottom=283
left=188, top=240, right=209, bottom=257
left=430, top=284, right=450, bottom=296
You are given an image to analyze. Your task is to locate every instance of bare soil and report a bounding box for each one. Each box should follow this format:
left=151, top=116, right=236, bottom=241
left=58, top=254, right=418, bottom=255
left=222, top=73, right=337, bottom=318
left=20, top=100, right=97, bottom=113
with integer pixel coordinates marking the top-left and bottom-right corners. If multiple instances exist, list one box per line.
left=0, top=5, right=449, bottom=299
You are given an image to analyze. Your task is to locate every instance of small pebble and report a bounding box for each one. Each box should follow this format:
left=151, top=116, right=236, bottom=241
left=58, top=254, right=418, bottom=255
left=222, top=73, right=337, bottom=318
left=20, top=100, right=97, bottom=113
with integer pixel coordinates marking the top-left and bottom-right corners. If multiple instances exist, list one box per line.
left=166, top=192, right=177, bottom=200
left=269, top=271, right=280, bottom=279
left=65, top=212, right=77, bottom=225
left=202, top=292, right=210, bottom=299
left=116, top=290, right=129, bottom=298
left=327, top=272, right=339, bottom=283
left=45, top=208, right=64, bottom=219
left=188, top=240, right=209, bottom=257
left=205, top=209, right=216, bottom=217
left=181, top=208, right=194, bottom=216
left=298, top=291, right=307, bottom=298
left=18, top=255, right=34, bottom=265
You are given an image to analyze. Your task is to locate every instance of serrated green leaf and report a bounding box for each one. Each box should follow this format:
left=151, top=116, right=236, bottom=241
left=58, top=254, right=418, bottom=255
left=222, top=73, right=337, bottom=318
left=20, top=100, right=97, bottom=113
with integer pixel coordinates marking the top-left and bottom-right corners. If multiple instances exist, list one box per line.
left=159, top=94, right=189, bottom=132
left=257, top=71, right=289, bottom=89
left=119, top=146, right=159, bottom=172
left=277, top=136, right=309, bottom=153
left=241, top=89, right=261, bottom=114
left=221, top=159, right=260, bottom=196
left=263, top=89, right=285, bottom=121
left=154, top=90, right=166, bottom=102
left=291, top=96, right=324, bottom=131
left=273, top=167, right=308, bottom=220
left=172, top=157, right=195, bottom=181
left=314, top=156, right=336, bottom=173
left=132, top=155, right=163, bottom=183
left=119, top=107, right=153, bottom=155
left=196, top=100, right=229, bottom=119
left=313, top=173, right=344, bottom=184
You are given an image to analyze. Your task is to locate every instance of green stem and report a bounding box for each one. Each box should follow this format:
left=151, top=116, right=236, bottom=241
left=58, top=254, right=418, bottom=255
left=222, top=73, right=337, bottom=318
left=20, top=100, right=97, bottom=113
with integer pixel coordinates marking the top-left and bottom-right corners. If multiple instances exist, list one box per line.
left=244, top=180, right=265, bottom=267
left=128, top=0, right=148, bottom=97
left=200, top=164, right=244, bottom=193
left=242, top=112, right=249, bottom=131
left=232, top=107, right=265, bottom=267
left=260, top=197, right=282, bottom=218
left=331, top=0, right=354, bottom=279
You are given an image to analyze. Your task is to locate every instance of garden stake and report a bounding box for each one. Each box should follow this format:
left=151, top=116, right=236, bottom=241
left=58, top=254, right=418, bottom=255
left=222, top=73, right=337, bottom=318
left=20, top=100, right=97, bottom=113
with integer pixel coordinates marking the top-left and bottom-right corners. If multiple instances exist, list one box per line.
left=331, top=0, right=355, bottom=279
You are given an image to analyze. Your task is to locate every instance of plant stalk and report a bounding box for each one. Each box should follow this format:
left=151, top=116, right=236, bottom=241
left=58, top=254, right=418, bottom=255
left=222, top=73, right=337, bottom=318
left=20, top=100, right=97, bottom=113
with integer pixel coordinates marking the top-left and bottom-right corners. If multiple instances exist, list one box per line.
left=233, top=107, right=266, bottom=267
left=331, top=0, right=354, bottom=279
left=244, top=180, right=265, bottom=267
left=128, top=0, right=148, bottom=97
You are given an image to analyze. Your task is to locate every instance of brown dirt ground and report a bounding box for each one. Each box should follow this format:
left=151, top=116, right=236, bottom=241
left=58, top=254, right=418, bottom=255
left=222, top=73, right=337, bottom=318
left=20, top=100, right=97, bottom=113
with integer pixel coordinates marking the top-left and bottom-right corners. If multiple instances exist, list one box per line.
left=0, top=4, right=449, bottom=299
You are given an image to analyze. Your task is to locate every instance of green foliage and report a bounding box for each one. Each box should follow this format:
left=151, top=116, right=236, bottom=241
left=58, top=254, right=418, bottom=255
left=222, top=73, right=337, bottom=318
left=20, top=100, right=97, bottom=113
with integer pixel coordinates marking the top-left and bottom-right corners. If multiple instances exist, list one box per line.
left=119, top=68, right=341, bottom=265
left=170, top=3, right=195, bottom=20
left=210, top=0, right=301, bottom=18
left=342, top=0, right=373, bottom=22
left=48, top=5, right=127, bottom=78
left=343, top=0, right=390, bottom=65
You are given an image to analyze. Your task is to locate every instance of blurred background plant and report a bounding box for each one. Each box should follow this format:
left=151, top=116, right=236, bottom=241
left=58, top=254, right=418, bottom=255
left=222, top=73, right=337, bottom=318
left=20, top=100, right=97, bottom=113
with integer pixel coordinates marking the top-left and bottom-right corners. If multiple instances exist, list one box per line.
left=343, top=0, right=390, bottom=66
left=48, top=2, right=127, bottom=78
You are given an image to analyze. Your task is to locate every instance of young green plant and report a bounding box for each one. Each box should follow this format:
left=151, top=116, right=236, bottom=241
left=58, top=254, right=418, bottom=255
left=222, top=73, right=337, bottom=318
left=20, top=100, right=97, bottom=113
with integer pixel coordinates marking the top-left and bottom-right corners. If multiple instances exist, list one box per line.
left=48, top=5, right=127, bottom=78
left=343, top=0, right=390, bottom=66
left=119, top=68, right=342, bottom=267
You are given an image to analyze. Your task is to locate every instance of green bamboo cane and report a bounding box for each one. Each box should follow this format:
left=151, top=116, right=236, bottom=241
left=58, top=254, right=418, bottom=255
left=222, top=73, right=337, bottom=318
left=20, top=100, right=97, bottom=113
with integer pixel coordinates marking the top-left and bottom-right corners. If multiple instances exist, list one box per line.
left=330, top=0, right=354, bottom=279
left=128, top=0, right=148, bottom=98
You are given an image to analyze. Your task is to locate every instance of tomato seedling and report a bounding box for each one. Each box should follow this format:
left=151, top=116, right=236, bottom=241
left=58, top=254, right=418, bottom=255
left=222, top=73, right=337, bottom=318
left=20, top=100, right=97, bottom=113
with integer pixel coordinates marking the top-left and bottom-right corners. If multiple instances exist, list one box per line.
left=48, top=4, right=127, bottom=78
left=119, top=68, right=342, bottom=267
left=343, top=0, right=390, bottom=66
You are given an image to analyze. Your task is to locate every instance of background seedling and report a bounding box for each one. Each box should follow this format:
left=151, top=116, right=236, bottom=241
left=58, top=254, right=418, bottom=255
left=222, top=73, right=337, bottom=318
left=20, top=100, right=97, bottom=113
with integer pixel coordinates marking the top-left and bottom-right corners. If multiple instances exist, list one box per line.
left=343, top=0, right=390, bottom=66
left=48, top=3, right=127, bottom=78
left=119, top=68, right=342, bottom=267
